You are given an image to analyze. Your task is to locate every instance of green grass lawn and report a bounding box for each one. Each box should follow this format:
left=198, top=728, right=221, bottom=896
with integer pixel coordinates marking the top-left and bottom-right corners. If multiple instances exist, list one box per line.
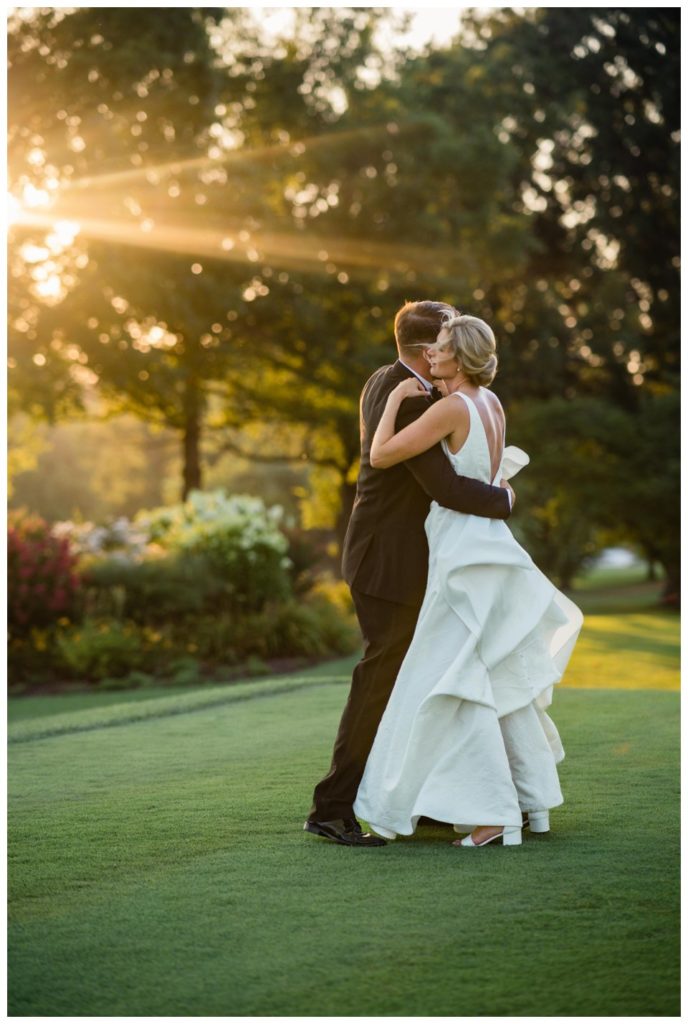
left=8, top=608, right=680, bottom=1017
left=563, top=611, right=679, bottom=691
left=8, top=609, right=679, bottom=734
left=7, top=657, right=352, bottom=726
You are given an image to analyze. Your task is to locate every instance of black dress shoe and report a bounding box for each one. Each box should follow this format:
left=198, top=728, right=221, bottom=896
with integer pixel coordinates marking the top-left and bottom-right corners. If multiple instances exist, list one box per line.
left=303, top=818, right=386, bottom=846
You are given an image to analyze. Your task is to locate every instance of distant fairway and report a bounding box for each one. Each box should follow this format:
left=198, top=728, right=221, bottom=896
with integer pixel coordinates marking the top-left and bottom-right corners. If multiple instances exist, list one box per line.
left=8, top=613, right=680, bottom=1016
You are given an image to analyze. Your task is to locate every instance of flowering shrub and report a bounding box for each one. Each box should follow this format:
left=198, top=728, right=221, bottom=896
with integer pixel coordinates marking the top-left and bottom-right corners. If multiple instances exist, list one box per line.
left=134, top=491, right=292, bottom=611
left=9, top=627, right=61, bottom=686
left=9, top=596, right=359, bottom=687
left=161, top=598, right=359, bottom=664
left=8, top=512, right=81, bottom=632
left=7, top=495, right=359, bottom=690
left=54, top=619, right=148, bottom=679
left=52, top=516, right=154, bottom=562
left=264, top=598, right=359, bottom=658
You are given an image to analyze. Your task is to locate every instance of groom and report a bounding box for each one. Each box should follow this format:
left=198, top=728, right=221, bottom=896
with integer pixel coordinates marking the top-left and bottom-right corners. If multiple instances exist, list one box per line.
left=304, top=300, right=515, bottom=846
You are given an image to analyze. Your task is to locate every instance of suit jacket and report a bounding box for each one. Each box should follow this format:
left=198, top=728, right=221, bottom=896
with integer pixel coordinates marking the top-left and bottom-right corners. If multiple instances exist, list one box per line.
left=341, top=360, right=511, bottom=607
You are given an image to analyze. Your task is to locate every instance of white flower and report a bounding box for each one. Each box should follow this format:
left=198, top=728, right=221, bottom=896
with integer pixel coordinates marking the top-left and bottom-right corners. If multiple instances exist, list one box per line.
left=114, top=489, right=290, bottom=566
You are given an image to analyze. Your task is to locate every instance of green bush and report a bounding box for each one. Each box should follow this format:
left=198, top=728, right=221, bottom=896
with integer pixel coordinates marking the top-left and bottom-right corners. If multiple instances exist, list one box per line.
left=97, top=671, right=153, bottom=691
left=174, top=616, right=246, bottom=663
left=242, top=655, right=270, bottom=676
left=8, top=628, right=62, bottom=688
left=167, top=657, right=203, bottom=687
left=264, top=598, right=359, bottom=659
left=135, top=491, right=292, bottom=612
left=281, top=527, right=330, bottom=595
left=81, top=551, right=232, bottom=623
left=9, top=591, right=360, bottom=689
left=55, top=619, right=147, bottom=680
left=170, top=598, right=359, bottom=665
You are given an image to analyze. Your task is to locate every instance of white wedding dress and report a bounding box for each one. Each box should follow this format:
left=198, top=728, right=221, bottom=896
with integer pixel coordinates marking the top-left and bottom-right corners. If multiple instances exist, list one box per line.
left=353, top=390, right=583, bottom=838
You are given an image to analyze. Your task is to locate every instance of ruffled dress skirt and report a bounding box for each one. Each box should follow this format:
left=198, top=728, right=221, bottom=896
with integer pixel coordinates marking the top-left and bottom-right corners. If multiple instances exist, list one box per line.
left=353, top=504, right=583, bottom=838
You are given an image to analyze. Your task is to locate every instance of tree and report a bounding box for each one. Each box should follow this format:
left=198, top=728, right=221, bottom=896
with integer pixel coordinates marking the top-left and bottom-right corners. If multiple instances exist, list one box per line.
left=8, top=8, right=678, bottom=581
left=508, top=394, right=679, bottom=596
left=606, top=392, right=680, bottom=602
left=452, top=8, right=680, bottom=406
left=8, top=7, right=229, bottom=496
left=195, top=13, right=540, bottom=540
left=506, top=398, right=628, bottom=588
left=8, top=7, right=399, bottom=505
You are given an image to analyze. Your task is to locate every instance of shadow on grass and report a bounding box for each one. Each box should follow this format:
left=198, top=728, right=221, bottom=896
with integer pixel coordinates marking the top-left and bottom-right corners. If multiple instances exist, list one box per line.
left=566, top=580, right=667, bottom=615
left=581, top=632, right=678, bottom=666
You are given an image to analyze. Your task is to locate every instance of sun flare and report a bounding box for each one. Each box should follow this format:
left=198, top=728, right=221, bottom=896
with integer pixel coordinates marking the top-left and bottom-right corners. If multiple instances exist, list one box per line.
left=7, top=192, right=23, bottom=226
left=6, top=120, right=458, bottom=285
left=8, top=182, right=55, bottom=228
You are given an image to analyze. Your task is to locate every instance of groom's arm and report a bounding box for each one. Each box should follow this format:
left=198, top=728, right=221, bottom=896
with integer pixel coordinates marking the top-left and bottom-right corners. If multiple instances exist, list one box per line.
left=396, top=396, right=511, bottom=520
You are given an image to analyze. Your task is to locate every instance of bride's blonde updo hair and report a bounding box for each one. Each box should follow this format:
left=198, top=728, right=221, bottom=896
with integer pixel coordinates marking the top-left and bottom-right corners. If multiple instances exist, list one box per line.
left=437, top=312, right=498, bottom=386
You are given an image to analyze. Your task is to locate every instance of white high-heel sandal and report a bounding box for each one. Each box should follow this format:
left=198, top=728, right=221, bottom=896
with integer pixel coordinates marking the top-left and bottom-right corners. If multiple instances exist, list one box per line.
left=454, top=826, right=522, bottom=847
left=523, top=811, right=550, bottom=834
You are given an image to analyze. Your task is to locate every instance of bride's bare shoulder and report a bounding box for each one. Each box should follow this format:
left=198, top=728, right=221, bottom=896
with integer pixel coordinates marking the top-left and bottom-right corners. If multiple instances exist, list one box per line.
left=482, top=387, right=505, bottom=417
left=440, top=392, right=470, bottom=419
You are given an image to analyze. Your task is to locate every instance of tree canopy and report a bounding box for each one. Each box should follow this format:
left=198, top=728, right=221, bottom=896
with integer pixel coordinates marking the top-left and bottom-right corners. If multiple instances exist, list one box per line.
left=7, top=7, right=679, bottom=594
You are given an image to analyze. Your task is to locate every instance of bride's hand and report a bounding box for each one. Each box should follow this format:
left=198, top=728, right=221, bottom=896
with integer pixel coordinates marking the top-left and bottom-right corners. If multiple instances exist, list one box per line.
left=500, top=479, right=516, bottom=508
left=392, top=379, right=427, bottom=401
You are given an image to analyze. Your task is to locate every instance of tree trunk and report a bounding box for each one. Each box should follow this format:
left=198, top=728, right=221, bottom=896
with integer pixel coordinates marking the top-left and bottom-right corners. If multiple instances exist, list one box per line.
left=181, top=375, right=202, bottom=500
left=660, top=560, right=680, bottom=608
left=641, top=542, right=660, bottom=581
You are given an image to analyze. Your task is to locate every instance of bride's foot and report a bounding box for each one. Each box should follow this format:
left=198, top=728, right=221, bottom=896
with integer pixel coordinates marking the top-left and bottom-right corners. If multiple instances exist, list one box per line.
left=452, top=825, right=522, bottom=847
left=456, top=825, right=503, bottom=846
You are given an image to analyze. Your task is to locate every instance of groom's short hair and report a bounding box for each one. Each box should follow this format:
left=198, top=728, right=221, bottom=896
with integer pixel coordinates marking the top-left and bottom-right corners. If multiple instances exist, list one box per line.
left=394, top=300, right=456, bottom=357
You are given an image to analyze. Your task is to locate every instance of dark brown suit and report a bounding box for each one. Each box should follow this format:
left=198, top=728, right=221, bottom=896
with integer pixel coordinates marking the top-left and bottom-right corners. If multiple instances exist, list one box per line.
left=308, top=360, right=511, bottom=822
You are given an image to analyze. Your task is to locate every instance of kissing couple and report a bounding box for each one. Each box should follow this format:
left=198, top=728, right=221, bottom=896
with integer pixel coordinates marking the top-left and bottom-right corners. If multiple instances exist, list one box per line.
left=304, top=299, right=583, bottom=849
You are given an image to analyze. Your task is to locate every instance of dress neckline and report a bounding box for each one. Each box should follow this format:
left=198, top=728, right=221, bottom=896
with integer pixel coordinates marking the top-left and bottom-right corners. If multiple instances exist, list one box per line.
left=450, top=390, right=503, bottom=485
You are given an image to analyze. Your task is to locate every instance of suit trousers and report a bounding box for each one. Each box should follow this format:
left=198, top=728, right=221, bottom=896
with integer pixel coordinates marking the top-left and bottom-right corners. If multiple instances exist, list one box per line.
left=308, top=585, right=422, bottom=822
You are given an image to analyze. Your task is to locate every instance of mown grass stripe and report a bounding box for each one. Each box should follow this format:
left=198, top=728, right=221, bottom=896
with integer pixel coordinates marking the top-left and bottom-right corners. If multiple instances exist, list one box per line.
left=8, top=674, right=350, bottom=744
left=8, top=685, right=679, bottom=1016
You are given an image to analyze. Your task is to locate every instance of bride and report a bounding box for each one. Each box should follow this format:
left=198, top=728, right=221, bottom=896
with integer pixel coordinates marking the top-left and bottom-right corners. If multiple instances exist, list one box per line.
left=353, top=312, right=583, bottom=848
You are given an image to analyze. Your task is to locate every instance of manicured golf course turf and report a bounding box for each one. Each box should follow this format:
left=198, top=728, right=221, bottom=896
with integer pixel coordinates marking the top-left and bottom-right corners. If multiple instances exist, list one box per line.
left=8, top=612, right=680, bottom=1016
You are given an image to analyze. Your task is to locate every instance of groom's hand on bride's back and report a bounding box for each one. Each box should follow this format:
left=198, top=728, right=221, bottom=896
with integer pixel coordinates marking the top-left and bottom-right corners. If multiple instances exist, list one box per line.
left=500, top=479, right=516, bottom=508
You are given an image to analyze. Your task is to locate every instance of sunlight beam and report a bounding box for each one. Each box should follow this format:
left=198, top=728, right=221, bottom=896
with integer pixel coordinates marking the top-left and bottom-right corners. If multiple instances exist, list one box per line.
left=59, top=121, right=414, bottom=193
left=9, top=207, right=467, bottom=283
